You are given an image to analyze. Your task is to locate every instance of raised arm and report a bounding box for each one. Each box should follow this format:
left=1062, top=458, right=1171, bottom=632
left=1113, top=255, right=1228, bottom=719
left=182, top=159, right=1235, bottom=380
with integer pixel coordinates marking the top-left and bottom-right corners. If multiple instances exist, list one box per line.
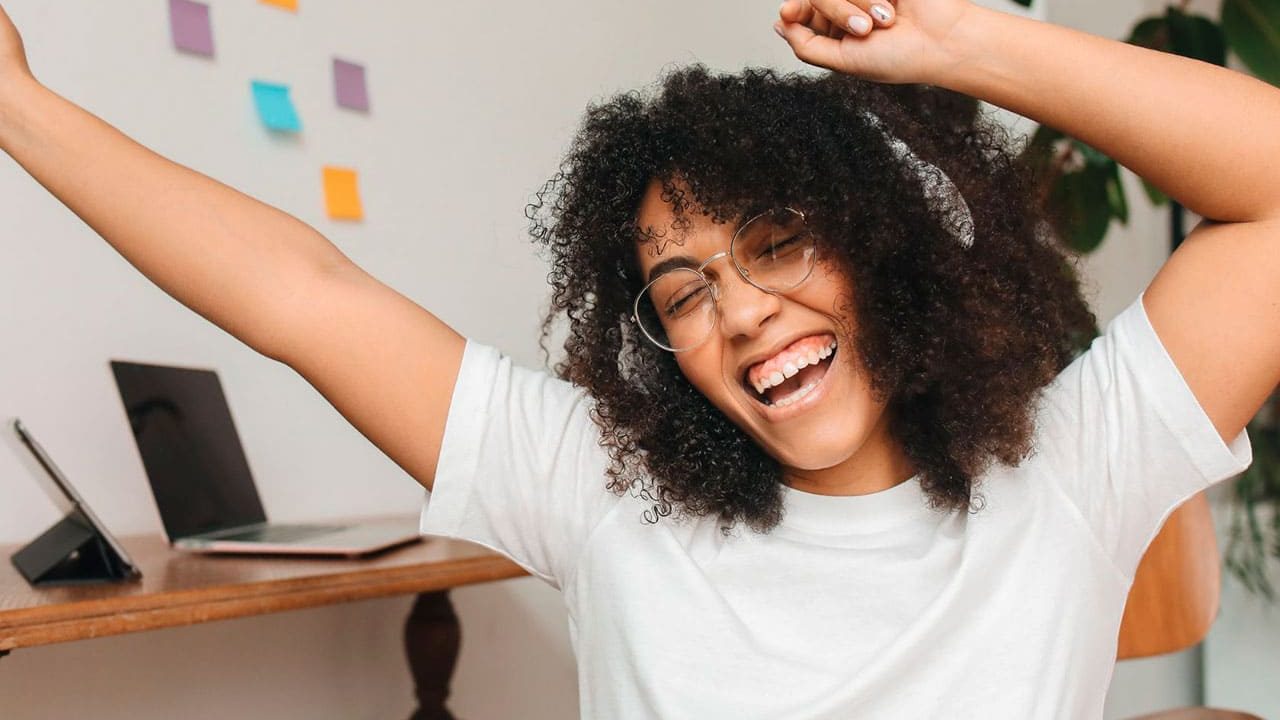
left=0, top=5, right=462, bottom=489
left=776, top=0, right=1280, bottom=444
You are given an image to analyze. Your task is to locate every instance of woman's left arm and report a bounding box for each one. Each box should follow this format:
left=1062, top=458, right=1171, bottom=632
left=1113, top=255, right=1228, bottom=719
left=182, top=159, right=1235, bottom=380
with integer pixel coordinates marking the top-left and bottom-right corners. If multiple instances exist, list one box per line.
left=778, top=0, right=1280, bottom=444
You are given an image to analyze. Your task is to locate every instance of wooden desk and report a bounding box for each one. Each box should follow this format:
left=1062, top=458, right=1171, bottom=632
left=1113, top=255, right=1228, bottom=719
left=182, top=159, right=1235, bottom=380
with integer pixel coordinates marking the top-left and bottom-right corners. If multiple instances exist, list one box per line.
left=0, top=521, right=527, bottom=652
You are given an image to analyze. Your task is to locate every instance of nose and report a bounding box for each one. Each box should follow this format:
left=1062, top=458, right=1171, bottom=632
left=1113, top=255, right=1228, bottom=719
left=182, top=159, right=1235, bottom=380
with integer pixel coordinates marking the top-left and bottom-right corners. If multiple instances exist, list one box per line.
left=709, top=258, right=782, bottom=340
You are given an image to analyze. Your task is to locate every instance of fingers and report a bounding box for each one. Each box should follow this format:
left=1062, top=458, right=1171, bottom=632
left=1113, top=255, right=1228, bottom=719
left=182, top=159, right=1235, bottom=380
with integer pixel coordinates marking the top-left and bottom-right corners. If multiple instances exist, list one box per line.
left=774, top=0, right=899, bottom=71
left=780, top=0, right=894, bottom=38
left=809, top=8, right=837, bottom=39
left=774, top=16, right=846, bottom=71
left=814, top=0, right=873, bottom=37
left=863, top=1, right=897, bottom=27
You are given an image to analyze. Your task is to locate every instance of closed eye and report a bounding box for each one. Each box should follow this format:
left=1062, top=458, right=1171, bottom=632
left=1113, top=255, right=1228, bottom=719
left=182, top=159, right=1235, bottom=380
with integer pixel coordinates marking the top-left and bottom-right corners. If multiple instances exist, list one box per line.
left=758, top=234, right=804, bottom=260
left=665, top=284, right=709, bottom=317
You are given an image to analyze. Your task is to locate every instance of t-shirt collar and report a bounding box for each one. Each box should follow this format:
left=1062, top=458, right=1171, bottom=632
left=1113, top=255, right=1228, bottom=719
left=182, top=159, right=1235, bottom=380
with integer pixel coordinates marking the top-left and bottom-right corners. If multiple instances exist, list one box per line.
left=778, top=473, right=935, bottom=535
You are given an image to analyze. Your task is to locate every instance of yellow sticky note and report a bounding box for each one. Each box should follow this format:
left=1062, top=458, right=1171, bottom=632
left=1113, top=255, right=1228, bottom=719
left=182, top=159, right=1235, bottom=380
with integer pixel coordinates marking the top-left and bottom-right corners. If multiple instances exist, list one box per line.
left=260, top=0, right=298, bottom=11
left=323, top=166, right=363, bottom=221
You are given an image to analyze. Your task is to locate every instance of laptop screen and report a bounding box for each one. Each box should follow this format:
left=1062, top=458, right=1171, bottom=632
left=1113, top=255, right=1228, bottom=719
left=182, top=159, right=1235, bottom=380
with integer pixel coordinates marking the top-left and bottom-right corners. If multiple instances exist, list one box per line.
left=109, top=360, right=268, bottom=540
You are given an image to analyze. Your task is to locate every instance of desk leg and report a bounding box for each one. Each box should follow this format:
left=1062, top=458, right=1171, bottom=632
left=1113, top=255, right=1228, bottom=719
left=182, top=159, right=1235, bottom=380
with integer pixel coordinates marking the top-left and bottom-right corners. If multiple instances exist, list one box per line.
left=404, top=590, right=460, bottom=720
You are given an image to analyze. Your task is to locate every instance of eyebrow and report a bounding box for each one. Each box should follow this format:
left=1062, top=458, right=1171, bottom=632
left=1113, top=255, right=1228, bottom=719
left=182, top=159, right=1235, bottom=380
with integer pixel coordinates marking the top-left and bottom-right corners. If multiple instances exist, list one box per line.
left=638, top=207, right=777, bottom=283
left=646, top=255, right=700, bottom=284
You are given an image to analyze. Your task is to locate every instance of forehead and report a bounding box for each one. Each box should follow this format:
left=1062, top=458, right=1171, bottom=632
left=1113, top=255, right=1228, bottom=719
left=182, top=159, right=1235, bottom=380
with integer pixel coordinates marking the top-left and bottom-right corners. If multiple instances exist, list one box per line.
left=633, top=180, right=732, bottom=276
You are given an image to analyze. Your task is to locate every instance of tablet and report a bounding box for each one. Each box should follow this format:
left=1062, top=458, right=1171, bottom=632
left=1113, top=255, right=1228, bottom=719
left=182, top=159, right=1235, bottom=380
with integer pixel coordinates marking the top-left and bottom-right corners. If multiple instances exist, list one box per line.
left=12, top=417, right=140, bottom=579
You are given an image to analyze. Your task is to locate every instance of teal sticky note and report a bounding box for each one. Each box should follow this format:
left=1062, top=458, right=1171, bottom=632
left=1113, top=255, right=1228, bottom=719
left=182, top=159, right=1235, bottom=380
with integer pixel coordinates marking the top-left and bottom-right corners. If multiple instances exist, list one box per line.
left=251, top=80, right=301, bottom=132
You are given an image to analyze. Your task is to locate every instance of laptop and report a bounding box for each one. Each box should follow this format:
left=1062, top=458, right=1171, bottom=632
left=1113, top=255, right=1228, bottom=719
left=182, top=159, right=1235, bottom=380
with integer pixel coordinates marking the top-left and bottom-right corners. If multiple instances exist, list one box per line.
left=109, top=359, right=421, bottom=556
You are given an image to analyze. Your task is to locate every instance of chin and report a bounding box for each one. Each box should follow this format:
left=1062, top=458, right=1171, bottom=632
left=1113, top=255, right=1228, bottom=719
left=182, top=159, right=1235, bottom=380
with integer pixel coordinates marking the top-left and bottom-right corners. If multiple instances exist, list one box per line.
left=760, top=427, right=866, bottom=472
left=754, top=380, right=883, bottom=474
left=703, top=349, right=885, bottom=476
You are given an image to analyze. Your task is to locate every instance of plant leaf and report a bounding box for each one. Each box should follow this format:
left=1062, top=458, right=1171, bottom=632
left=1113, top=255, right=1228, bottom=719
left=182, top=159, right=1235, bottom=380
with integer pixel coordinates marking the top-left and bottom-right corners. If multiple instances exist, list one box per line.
left=1024, top=124, right=1063, bottom=163
left=1019, top=124, right=1065, bottom=191
left=1222, top=0, right=1280, bottom=86
left=1167, top=6, right=1228, bottom=65
left=1075, top=139, right=1111, bottom=166
left=1051, top=164, right=1113, bottom=253
left=1106, top=160, right=1129, bottom=225
left=1128, top=15, right=1171, bottom=51
left=1141, top=178, right=1171, bottom=206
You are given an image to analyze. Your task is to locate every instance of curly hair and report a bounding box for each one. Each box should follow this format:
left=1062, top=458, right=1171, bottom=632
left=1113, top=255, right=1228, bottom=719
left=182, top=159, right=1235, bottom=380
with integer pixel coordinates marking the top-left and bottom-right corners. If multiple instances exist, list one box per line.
left=526, top=65, right=1098, bottom=534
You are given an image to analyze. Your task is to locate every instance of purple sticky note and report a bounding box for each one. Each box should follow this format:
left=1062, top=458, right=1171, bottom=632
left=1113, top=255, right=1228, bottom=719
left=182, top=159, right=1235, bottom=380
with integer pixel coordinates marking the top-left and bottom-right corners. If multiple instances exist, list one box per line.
left=169, top=0, right=214, bottom=57
left=333, top=58, right=369, bottom=112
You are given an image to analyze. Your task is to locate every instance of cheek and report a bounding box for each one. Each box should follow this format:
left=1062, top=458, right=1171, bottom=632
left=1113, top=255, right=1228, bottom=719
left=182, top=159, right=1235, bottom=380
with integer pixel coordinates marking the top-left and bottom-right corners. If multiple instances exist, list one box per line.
left=674, top=346, right=732, bottom=399
left=812, top=272, right=859, bottom=343
left=817, top=264, right=856, bottom=307
left=673, top=347, right=756, bottom=432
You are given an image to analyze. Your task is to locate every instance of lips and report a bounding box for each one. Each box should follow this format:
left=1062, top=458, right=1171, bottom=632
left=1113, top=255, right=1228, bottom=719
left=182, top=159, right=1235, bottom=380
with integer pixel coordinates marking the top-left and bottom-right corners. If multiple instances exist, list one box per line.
left=741, top=333, right=838, bottom=408
left=746, top=335, right=837, bottom=393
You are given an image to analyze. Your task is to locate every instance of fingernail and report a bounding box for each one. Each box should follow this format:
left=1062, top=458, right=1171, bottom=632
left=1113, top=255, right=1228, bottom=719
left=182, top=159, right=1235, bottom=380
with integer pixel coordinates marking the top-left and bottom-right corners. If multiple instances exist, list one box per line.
left=774, top=22, right=785, bottom=38
left=870, top=4, right=893, bottom=23
left=848, top=15, right=872, bottom=34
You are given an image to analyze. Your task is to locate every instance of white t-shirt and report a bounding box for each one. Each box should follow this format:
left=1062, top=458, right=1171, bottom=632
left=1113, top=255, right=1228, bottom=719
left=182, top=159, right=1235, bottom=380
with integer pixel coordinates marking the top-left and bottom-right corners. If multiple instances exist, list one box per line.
left=420, top=291, right=1252, bottom=719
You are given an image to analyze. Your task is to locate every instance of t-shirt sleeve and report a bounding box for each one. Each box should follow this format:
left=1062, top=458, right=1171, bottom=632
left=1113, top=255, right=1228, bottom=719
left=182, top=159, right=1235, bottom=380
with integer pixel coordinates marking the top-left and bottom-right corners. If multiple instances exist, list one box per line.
left=420, top=339, right=620, bottom=589
left=1031, top=290, right=1253, bottom=578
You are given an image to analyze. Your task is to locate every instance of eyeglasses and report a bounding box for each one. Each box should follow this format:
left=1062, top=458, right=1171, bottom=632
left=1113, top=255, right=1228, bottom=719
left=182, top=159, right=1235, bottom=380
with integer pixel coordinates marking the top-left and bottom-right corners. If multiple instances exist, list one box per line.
left=631, top=207, right=817, bottom=352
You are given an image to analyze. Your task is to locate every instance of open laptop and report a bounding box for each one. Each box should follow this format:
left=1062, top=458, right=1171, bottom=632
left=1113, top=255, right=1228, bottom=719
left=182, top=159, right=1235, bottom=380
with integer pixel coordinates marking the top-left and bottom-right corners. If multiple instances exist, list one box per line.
left=109, top=359, right=421, bottom=556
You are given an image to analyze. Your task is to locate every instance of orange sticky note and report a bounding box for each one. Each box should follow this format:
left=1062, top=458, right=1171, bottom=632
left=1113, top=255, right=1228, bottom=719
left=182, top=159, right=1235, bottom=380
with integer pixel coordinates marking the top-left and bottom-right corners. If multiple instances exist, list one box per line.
left=260, top=0, right=298, bottom=11
left=323, top=166, right=363, bottom=221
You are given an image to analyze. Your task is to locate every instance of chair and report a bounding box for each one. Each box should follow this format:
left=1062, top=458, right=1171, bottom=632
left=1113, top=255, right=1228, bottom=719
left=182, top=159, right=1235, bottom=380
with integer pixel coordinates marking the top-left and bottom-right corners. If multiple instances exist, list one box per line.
left=1117, top=491, right=1262, bottom=719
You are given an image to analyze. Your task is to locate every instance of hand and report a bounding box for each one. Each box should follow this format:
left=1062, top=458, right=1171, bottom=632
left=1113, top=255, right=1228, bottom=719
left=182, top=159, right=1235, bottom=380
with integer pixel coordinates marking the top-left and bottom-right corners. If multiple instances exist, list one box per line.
left=0, top=4, right=34, bottom=85
left=774, top=0, right=975, bottom=85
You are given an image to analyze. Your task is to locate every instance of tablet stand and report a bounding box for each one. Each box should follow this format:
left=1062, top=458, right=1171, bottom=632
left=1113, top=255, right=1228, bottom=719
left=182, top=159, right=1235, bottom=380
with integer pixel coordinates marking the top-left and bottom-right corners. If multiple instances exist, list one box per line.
left=11, top=508, right=137, bottom=586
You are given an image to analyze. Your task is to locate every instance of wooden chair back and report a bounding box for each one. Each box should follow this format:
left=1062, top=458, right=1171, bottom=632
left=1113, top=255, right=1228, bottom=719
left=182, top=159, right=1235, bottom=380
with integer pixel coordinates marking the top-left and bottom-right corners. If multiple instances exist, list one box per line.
left=1117, top=490, right=1220, bottom=660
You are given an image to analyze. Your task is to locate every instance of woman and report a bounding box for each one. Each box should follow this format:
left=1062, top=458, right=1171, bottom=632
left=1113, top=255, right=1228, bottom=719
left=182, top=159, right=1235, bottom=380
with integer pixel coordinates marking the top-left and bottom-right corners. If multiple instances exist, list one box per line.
left=1, top=0, right=1276, bottom=716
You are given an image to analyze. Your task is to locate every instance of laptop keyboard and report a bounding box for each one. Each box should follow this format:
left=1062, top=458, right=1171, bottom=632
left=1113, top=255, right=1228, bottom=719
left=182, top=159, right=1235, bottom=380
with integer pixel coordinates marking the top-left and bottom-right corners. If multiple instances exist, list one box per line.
left=216, top=524, right=347, bottom=543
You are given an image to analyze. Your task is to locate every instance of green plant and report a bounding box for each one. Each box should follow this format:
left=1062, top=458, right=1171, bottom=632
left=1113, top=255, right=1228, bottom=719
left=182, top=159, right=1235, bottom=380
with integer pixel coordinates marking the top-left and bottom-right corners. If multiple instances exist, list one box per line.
left=1016, top=0, right=1280, bottom=598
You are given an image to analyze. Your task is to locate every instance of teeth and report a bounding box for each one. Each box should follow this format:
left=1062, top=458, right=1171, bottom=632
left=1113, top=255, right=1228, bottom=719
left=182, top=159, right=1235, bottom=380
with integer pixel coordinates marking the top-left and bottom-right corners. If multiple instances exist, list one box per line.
left=749, top=339, right=839, bottom=396
left=772, top=381, right=819, bottom=408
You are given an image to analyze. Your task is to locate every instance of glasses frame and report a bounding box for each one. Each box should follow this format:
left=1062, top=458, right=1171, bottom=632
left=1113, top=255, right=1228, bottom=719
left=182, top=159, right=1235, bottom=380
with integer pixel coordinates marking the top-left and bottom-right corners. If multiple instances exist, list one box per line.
left=630, top=207, right=815, bottom=353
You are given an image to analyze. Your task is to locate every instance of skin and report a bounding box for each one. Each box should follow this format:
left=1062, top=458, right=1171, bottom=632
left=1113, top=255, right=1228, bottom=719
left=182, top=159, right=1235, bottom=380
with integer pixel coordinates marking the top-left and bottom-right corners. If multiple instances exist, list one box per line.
left=634, top=180, right=919, bottom=496
left=632, top=0, right=1280, bottom=499
left=0, top=0, right=1277, bottom=502
left=775, top=0, right=1280, bottom=457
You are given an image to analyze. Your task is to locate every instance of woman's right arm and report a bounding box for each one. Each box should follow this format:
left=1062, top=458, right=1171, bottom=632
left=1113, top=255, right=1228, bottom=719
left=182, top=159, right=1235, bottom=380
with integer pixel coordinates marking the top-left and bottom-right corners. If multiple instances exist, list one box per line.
left=0, top=6, right=463, bottom=490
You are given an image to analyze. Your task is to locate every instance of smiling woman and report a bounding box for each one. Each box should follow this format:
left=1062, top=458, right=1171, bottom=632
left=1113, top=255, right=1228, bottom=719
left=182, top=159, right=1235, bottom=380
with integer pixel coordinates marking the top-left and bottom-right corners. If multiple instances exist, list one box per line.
left=4, top=0, right=1276, bottom=714
left=527, top=65, right=1098, bottom=531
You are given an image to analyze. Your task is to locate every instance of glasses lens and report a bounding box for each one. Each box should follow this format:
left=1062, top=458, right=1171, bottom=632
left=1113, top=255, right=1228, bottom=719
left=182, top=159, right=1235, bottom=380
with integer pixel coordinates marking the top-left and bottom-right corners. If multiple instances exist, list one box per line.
left=636, top=267, right=716, bottom=351
left=732, top=208, right=816, bottom=292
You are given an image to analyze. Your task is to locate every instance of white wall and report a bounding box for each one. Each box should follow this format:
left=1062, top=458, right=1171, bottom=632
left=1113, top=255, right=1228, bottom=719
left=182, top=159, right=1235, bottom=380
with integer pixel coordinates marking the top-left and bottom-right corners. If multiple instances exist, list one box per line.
left=0, top=0, right=1250, bottom=717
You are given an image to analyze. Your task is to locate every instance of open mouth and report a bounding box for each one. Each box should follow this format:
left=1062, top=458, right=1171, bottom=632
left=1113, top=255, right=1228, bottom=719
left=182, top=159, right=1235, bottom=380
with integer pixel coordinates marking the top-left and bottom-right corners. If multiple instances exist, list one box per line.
left=743, top=334, right=838, bottom=408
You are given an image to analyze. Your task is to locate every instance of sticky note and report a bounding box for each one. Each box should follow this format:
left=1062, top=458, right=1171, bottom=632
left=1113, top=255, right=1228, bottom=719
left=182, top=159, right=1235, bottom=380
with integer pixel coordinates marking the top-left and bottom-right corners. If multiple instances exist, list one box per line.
left=260, top=0, right=299, bottom=10
left=251, top=81, right=301, bottom=132
left=323, top=167, right=363, bottom=221
left=333, top=58, right=370, bottom=112
left=169, top=0, right=214, bottom=57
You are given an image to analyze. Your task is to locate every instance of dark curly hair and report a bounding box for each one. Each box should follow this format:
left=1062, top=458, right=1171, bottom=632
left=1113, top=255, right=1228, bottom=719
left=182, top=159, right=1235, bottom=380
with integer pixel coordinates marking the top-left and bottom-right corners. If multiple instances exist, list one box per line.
left=526, top=65, right=1098, bottom=534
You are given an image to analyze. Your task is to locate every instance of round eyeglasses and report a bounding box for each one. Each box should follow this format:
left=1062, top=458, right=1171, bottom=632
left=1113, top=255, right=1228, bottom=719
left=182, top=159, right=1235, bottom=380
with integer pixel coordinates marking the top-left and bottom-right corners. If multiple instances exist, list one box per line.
left=631, top=207, right=817, bottom=352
